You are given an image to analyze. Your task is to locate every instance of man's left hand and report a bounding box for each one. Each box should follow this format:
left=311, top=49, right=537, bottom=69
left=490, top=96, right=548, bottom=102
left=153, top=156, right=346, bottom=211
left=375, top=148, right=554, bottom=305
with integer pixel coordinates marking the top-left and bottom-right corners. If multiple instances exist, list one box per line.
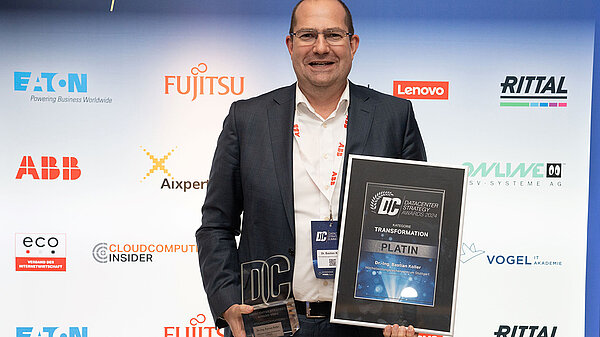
left=383, top=324, right=418, bottom=337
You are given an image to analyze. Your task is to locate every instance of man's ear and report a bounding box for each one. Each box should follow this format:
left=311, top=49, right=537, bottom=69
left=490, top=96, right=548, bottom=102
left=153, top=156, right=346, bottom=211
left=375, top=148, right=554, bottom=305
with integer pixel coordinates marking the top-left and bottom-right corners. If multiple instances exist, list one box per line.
left=286, top=35, right=294, bottom=55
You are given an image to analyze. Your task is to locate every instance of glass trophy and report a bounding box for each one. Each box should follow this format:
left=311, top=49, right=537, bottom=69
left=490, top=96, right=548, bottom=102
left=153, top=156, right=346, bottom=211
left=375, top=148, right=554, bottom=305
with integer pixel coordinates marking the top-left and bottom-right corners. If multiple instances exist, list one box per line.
left=241, top=255, right=300, bottom=337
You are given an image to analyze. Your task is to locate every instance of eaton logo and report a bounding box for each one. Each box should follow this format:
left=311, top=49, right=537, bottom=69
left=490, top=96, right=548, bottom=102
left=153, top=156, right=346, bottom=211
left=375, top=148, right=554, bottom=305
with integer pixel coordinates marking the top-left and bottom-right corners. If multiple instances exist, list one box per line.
left=14, top=72, right=87, bottom=93
left=16, top=327, right=87, bottom=337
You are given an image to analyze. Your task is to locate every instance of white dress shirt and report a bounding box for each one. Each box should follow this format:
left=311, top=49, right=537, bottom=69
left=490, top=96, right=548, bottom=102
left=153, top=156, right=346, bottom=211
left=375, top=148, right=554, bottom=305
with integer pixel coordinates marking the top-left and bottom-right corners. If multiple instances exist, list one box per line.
left=292, top=83, right=349, bottom=302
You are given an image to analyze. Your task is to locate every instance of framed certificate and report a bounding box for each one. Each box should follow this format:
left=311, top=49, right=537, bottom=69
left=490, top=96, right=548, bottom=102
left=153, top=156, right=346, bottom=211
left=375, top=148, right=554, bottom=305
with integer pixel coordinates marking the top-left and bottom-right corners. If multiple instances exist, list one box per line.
left=331, top=155, right=468, bottom=336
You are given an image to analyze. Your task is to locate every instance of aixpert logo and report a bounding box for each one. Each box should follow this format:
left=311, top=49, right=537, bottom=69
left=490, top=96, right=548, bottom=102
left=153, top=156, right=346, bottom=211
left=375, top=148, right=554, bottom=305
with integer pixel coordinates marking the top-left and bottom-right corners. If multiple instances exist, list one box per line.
left=494, top=325, right=557, bottom=337
left=500, top=75, right=567, bottom=107
left=16, top=156, right=81, bottom=181
left=460, top=242, right=563, bottom=267
left=16, top=327, right=87, bottom=337
left=15, top=233, right=66, bottom=271
left=140, top=146, right=208, bottom=192
left=393, top=81, right=449, bottom=100
left=164, top=313, right=224, bottom=337
left=13, top=71, right=112, bottom=104
left=92, top=242, right=196, bottom=263
left=463, top=162, right=563, bottom=188
left=164, top=62, right=245, bottom=101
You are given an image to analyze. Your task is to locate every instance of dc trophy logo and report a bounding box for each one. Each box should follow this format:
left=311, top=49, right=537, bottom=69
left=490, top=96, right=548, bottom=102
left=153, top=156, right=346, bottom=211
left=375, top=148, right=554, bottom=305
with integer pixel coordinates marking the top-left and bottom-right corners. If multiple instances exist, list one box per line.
left=370, top=191, right=402, bottom=216
left=240, top=255, right=299, bottom=336
left=315, top=231, right=328, bottom=242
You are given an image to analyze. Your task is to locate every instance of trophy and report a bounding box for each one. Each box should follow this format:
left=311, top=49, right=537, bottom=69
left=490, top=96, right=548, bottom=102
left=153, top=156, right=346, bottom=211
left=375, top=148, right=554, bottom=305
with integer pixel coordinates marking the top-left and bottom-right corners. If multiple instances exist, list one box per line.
left=241, top=255, right=300, bottom=337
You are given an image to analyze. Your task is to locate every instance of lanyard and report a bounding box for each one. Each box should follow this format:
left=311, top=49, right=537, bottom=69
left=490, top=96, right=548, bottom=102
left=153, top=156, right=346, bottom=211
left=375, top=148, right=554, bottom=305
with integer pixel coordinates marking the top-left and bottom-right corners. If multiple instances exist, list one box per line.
left=293, top=109, right=347, bottom=220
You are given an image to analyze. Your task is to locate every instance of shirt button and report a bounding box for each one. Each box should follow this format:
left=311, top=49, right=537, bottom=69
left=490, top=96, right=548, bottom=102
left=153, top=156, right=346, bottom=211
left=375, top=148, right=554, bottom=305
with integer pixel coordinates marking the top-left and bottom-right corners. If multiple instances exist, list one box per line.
left=324, top=185, right=330, bottom=190
left=322, top=123, right=328, bottom=128
left=323, top=153, right=329, bottom=159
left=323, top=281, right=328, bottom=286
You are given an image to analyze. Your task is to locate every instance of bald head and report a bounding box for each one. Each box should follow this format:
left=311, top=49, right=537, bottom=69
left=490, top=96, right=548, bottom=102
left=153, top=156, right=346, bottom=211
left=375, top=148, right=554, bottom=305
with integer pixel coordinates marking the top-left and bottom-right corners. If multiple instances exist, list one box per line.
left=289, top=0, right=354, bottom=34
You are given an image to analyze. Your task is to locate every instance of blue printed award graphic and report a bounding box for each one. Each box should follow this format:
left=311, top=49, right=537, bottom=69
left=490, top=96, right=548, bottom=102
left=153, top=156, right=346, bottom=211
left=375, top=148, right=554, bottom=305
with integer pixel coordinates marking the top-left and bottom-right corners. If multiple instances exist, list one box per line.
left=354, top=183, right=445, bottom=306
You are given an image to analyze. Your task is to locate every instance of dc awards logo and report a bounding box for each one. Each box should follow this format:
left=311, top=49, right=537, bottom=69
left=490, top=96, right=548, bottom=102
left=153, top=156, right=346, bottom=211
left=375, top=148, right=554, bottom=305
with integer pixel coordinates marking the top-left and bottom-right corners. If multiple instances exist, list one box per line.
left=15, top=233, right=66, bottom=272
left=369, top=191, right=402, bottom=216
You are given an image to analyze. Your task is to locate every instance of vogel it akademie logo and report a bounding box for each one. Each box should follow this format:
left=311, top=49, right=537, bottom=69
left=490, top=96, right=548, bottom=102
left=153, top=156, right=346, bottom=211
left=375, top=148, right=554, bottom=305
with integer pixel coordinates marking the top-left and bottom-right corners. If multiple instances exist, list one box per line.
left=460, top=242, right=563, bottom=267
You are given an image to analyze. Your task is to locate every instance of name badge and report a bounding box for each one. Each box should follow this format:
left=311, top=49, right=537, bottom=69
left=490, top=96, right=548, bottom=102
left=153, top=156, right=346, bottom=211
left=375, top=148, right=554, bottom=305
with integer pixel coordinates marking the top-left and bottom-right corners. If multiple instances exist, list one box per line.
left=311, top=220, right=338, bottom=279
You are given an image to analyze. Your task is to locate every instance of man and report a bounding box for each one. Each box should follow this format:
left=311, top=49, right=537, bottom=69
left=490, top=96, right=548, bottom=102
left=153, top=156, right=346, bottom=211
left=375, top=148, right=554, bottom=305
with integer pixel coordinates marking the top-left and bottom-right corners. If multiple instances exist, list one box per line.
left=196, top=1, right=426, bottom=336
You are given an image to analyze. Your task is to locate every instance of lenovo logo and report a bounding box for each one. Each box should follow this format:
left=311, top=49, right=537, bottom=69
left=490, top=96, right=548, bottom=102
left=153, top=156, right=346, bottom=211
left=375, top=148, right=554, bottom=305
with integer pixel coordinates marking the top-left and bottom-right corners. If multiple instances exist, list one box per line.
left=393, top=81, right=449, bottom=100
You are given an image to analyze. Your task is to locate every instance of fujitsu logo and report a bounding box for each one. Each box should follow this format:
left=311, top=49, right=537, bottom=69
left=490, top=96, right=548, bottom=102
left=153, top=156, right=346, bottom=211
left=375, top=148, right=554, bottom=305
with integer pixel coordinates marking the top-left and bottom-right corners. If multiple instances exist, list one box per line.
left=164, top=62, right=245, bottom=101
left=16, top=156, right=81, bottom=180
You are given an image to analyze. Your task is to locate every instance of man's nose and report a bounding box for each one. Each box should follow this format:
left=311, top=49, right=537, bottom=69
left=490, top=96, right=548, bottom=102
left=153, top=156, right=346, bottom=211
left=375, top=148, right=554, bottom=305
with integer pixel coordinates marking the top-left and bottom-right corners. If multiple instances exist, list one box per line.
left=312, top=34, right=330, bottom=54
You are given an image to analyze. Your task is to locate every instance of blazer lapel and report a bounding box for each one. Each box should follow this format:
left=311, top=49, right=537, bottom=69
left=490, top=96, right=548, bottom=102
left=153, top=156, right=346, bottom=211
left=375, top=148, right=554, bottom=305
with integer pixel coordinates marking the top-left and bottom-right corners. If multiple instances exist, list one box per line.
left=337, top=82, right=375, bottom=221
left=346, top=82, right=374, bottom=156
left=267, top=85, right=296, bottom=236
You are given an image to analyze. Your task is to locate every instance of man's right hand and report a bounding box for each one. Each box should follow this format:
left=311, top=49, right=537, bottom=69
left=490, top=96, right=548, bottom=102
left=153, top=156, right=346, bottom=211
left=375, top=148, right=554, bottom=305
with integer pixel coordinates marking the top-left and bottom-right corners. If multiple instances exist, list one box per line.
left=222, top=304, right=254, bottom=337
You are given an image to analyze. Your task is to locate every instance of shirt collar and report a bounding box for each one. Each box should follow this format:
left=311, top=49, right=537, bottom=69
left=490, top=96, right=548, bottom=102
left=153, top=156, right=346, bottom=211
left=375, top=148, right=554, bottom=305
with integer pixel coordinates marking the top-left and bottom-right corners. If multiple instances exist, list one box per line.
left=295, top=81, right=350, bottom=122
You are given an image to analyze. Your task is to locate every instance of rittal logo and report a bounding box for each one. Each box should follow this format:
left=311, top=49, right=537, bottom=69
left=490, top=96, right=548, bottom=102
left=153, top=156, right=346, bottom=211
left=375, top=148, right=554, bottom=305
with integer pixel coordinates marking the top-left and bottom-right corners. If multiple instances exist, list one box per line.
left=494, top=325, right=557, bottom=337
left=16, top=156, right=81, bottom=180
left=370, top=191, right=402, bottom=215
left=500, top=75, right=567, bottom=107
left=14, top=72, right=87, bottom=93
left=16, top=327, right=87, bottom=337
left=15, top=233, right=66, bottom=271
left=393, top=81, right=449, bottom=100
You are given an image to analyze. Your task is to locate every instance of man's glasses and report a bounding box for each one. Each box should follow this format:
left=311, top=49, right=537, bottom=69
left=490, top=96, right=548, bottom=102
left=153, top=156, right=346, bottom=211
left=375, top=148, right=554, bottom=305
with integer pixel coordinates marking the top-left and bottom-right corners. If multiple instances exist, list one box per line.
left=290, top=29, right=353, bottom=45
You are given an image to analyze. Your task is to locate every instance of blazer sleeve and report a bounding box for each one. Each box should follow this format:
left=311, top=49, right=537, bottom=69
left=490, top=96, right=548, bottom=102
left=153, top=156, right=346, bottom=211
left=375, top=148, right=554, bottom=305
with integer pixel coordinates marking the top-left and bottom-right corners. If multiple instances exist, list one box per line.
left=401, top=100, right=427, bottom=161
left=195, top=102, right=243, bottom=328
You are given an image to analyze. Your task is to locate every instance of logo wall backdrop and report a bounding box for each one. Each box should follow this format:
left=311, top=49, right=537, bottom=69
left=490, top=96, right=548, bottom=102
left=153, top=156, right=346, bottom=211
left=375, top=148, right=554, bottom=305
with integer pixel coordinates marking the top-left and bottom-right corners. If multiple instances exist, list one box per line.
left=0, top=1, right=594, bottom=336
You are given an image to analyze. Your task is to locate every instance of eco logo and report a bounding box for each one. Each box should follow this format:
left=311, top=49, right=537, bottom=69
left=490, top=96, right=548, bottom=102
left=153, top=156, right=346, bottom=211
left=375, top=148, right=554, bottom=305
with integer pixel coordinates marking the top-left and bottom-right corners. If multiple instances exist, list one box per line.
left=500, top=75, right=567, bottom=107
left=393, top=81, right=449, bottom=100
left=164, top=62, right=245, bottom=100
left=15, top=233, right=66, bottom=272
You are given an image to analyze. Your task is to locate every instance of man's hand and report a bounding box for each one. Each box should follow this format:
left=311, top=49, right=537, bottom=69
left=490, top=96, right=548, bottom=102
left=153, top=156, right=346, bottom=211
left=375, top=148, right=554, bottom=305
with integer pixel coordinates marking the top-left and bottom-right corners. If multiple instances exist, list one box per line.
left=383, top=324, right=418, bottom=337
left=222, top=304, right=254, bottom=337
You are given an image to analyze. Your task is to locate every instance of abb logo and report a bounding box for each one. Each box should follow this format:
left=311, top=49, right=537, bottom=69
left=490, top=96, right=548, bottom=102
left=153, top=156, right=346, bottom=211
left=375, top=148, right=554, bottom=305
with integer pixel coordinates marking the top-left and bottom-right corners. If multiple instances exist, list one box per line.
left=16, top=156, right=81, bottom=180
left=393, top=81, right=449, bottom=100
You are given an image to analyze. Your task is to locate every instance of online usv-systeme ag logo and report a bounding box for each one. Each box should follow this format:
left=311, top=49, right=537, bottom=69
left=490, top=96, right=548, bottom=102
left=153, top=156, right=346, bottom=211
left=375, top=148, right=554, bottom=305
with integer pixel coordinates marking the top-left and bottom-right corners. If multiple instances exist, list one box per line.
left=370, top=191, right=402, bottom=216
left=463, top=161, right=563, bottom=188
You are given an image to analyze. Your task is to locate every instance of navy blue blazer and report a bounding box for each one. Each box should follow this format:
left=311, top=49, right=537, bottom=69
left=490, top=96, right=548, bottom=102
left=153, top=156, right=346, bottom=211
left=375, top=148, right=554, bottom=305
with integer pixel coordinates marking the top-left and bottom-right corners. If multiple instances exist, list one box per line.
left=196, top=82, right=427, bottom=328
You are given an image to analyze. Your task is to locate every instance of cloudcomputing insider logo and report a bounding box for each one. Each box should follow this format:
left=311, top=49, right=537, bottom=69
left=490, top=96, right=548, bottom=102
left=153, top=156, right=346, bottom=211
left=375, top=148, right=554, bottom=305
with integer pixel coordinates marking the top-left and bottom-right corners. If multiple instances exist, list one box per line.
left=460, top=242, right=485, bottom=263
